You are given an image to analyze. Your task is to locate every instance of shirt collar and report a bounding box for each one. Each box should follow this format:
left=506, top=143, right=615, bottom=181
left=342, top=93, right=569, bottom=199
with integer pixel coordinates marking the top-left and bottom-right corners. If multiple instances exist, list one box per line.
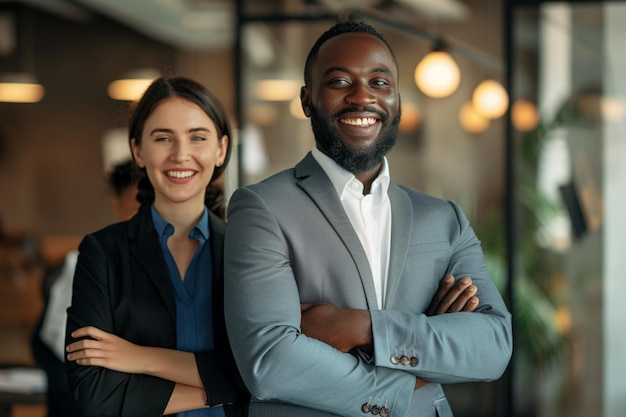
left=311, top=147, right=390, bottom=198
left=151, top=203, right=210, bottom=241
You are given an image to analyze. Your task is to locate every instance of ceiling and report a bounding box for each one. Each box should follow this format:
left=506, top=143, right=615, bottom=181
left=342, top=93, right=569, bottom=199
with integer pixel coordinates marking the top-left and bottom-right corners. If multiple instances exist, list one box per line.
left=4, top=0, right=471, bottom=51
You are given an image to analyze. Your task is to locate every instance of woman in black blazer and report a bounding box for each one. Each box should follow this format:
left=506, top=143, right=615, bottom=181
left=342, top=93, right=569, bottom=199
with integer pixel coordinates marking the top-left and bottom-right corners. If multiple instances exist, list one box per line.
left=65, top=77, right=248, bottom=417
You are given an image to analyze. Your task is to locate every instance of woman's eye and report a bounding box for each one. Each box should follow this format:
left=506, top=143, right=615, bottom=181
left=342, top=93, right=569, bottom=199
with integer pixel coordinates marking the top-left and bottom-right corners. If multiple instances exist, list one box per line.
left=191, top=136, right=206, bottom=141
left=155, top=136, right=171, bottom=142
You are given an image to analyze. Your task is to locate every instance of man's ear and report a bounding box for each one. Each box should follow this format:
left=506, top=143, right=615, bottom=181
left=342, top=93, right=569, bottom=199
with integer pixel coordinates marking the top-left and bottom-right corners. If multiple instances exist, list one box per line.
left=300, top=86, right=311, bottom=118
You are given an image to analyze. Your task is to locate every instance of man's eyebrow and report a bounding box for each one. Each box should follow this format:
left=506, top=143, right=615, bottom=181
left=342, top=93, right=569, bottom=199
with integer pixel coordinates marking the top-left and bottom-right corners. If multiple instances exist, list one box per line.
left=322, top=66, right=394, bottom=77
left=323, top=66, right=349, bottom=77
left=371, top=67, right=394, bottom=77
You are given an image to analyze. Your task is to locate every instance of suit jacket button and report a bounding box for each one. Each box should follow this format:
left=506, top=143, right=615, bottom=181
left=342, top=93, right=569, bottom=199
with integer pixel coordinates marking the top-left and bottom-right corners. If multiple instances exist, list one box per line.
left=362, top=398, right=371, bottom=413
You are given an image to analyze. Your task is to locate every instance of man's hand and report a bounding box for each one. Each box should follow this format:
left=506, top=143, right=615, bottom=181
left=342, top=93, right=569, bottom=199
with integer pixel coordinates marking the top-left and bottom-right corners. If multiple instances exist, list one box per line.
left=300, top=303, right=372, bottom=353
left=426, top=275, right=478, bottom=316
left=300, top=275, right=478, bottom=354
left=300, top=275, right=479, bottom=392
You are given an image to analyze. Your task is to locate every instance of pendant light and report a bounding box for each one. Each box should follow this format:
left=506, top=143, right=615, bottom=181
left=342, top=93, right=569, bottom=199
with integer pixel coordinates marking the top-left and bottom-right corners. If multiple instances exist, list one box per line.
left=253, top=79, right=301, bottom=102
left=472, top=79, right=509, bottom=119
left=414, top=45, right=460, bottom=99
left=107, top=68, right=160, bottom=101
left=0, top=73, right=44, bottom=103
left=398, top=101, right=422, bottom=133
left=511, top=99, right=539, bottom=132
left=0, top=9, right=44, bottom=103
left=459, top=101, right=490, bottom=134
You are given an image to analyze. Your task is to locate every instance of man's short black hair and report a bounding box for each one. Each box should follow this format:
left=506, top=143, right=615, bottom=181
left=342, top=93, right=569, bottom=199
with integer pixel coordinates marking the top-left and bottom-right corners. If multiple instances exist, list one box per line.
left=303, top=21, right=397, bottom=87
left=107, top=159, right=138, bottom=197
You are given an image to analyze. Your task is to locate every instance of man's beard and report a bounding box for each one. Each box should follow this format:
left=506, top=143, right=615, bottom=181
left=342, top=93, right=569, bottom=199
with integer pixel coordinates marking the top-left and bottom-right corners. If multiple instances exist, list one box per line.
left=310, top=104, right=401, bottom=174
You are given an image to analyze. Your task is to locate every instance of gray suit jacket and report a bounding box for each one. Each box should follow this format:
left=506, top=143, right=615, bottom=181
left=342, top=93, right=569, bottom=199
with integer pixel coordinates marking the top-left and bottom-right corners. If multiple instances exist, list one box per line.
left=224, top=153, right=512, bottom=417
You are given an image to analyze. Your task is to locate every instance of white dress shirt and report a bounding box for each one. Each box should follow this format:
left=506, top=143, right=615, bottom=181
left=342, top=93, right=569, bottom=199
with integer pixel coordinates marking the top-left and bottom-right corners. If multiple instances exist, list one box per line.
left=312, top=148, right=392, bottom=309
left=40, top=250, right=77, bottom=360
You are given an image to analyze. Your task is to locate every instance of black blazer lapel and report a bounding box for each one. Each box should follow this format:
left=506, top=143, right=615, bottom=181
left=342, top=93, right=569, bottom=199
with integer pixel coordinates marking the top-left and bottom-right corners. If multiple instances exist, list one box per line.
left=208, top=211, right=229, bottom=349
left=128, top=206, right=177, bottom=327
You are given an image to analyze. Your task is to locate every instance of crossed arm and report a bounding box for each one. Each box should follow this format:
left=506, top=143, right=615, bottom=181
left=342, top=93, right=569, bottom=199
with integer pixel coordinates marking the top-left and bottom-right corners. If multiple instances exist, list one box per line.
left=300, top=274, right=478, bottom=353
left=300, top=274, right=479, bottom=390
left=66, top=274, right=476, bottom=411
left=66, top=328, right=207, bottom=414
left=67, top=274, right=476, bottom=365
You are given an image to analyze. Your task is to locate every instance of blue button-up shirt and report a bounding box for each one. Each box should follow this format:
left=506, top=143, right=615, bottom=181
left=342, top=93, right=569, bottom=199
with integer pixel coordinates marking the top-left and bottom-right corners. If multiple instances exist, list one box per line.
left=152, top=204, right=225, bottom=417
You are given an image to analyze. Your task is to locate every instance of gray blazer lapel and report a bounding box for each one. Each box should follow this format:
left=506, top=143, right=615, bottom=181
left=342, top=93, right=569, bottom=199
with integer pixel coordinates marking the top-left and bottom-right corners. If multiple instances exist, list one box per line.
left=383, top=183, right=413, bottom=308
left=295, top=153, right=379, bottom=309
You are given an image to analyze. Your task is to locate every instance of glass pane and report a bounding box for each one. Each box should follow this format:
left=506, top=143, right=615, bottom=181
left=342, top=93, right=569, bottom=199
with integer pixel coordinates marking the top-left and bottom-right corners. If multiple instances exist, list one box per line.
left=511, top=2, right=626, bottom=416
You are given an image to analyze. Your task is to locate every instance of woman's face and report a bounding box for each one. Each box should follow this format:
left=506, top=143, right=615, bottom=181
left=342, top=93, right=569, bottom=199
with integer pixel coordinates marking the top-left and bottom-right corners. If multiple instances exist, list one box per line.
left=131, top=97, right=228, bottom=209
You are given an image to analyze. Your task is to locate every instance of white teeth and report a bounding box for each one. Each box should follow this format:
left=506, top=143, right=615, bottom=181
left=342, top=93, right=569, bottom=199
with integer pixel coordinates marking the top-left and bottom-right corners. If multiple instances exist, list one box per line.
left=340, top=117, right=377, bottom=127
left=166, top=170, right=195, bottom=179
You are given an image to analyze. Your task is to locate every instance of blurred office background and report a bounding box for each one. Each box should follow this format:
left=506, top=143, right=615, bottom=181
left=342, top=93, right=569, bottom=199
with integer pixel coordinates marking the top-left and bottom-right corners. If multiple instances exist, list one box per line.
left=0, top=1, right=624, bottom=417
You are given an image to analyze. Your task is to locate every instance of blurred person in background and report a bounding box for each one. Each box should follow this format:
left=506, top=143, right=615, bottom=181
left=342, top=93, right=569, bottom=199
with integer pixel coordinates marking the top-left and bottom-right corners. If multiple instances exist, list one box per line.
left=31, top=158, right=140, bottom=417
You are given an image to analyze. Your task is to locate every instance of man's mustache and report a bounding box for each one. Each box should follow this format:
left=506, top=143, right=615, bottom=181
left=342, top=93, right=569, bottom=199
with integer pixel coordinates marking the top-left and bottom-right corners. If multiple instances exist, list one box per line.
left=332, top=106, right=387, bottom=122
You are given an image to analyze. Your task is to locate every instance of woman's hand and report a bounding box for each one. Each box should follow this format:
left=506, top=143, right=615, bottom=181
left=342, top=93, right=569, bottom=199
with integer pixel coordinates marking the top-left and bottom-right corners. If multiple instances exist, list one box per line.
left=66, top=326, right=149, bottom=374
left=66, top=326, right=203, bottom=387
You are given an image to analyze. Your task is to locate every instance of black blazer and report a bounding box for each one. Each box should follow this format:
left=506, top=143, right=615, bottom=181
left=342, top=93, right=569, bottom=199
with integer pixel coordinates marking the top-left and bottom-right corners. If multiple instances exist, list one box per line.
left=65, top=205, right=248, bottom=417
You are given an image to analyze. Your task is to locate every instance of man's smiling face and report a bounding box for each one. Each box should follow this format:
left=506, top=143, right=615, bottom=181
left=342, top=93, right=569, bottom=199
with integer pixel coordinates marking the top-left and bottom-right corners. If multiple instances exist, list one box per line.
left=301, top=31, right=401, bottom=175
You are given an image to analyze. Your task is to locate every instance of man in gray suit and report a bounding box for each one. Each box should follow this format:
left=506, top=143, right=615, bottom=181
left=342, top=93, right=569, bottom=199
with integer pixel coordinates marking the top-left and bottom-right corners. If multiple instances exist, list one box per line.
left=224, top=21, right=512, bottom=417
